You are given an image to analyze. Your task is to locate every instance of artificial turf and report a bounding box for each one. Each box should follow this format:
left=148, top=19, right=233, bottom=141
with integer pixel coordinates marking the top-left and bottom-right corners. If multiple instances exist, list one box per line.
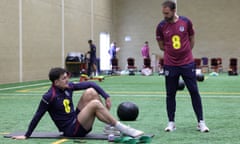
left=0, top=73, right=240, bottom=144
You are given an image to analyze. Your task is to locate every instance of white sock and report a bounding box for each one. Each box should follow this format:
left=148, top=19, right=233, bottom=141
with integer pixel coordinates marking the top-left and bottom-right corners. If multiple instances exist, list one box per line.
left=114, top=121, right=126, bottom=131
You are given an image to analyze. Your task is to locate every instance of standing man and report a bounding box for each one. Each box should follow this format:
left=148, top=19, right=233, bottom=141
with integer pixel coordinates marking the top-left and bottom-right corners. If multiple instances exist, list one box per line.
left=108, top=42, right=120, bottom=64
left=11, top=67, right=144, bottom=140
left=156, top=1, right=209, bottom=132
left=87, top=40, right=97, bottom=77
left=109, top=42, right=117, bottom=60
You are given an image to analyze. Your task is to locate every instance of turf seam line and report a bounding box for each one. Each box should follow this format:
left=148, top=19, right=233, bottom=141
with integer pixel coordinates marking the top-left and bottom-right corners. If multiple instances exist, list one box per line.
left=0, top=82, right=50, bottom=91
left=51, top=138, right=68, bottom=144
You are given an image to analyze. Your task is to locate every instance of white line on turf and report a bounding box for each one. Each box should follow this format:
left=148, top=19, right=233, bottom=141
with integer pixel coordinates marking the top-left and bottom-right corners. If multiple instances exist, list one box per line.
left=0, top=93, right=239, bottom=98
left=0, top=82, right=50, bottom=91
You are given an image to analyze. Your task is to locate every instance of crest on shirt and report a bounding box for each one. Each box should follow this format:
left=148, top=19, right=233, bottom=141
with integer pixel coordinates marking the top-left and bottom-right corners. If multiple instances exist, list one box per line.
left=165, top=70, right=169, bottom=76
left=179, top=26, right=185, bottom=32
left=64, top=90, right=70, bottom=97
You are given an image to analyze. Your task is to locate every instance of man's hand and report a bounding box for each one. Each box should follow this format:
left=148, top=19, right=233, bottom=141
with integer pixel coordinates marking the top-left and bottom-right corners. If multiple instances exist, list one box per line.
left=105, top=97, right=112, bottom=110
left=11, top=135, right=27, bottom=140
left=157, top=41, right=165, bottom=51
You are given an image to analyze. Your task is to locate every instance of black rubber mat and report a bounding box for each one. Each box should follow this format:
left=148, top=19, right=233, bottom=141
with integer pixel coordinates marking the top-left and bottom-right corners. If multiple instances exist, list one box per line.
left=3, top=131, right=115, bottom=139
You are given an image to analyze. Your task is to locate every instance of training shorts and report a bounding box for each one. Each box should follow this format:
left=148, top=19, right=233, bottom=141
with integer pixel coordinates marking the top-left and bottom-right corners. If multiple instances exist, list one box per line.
left=63, top=109, right=92, bottom=137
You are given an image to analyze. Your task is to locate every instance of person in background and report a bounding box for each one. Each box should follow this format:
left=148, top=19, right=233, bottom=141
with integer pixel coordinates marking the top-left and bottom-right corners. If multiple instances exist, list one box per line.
left=141, top=41, right=152, bottom=76
left=141, top=41, right=150, bottom=59
left=11, top=67, right=144, bottom=140
left=87, top=40, right=98, bottom=76
left=156, top=1, right=209, bottom=132
left=108, top=42, right=120, bottom=64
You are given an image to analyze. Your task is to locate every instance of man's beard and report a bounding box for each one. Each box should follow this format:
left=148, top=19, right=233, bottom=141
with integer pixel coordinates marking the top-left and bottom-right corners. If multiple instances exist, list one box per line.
left=165, top=16, right=174, bottom=22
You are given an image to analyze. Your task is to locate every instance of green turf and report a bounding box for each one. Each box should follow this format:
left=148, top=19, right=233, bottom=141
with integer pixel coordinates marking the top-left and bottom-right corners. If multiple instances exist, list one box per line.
left=0, top=73, right=240, bottom=144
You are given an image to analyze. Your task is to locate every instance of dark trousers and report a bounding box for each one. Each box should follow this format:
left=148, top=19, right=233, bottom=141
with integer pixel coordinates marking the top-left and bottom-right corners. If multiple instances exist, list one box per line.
left=164, top=62, right=203, bottom=122
left=87, top=58, right=96, bottom=76
left=87, top=64, right=91, bottom=76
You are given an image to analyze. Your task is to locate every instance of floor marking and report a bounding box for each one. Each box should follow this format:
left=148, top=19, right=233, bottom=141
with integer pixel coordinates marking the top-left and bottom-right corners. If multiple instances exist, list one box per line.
left=0, top=78, right=79, bottom=91
left=16, top=89, right=30, bottom=92
left=0, top=90, right=239, bottom=96
left=0, top=132, right=9, bottom=135
left=16, top=86, right=49, bottom=92
left=112, top=94, right=240, bottom=99
left=0, top=82, right=50, bottom=91
left=0, top=93, right=239, bottom=99
left=51, top=139, right=68, bottom=144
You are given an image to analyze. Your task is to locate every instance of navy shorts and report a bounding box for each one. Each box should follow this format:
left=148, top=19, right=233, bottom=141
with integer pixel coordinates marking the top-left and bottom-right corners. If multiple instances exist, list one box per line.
left=63, top=109, right=92, bottom=137
left=164, top=62, right=199, bottom=95
left=89, top=58, right=96, bottom=65
left=164, top=62, right=196, bottom=79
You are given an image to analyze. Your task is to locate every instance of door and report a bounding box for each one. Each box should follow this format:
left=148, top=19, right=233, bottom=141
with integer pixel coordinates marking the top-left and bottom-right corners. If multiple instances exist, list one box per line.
left=100, top=32, right=110, bottom=71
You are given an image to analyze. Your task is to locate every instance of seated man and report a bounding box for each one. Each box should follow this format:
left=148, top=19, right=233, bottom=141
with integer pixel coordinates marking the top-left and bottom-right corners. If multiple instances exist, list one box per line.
left=12, top=67, right=144, bottom=140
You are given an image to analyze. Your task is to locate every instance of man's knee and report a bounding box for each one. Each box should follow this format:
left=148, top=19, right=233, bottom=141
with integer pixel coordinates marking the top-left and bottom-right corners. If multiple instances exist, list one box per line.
left=85, top=88, right=98, bottom=96
left=82, top=88, right=101, bottom=102
left=90, top=99, right=101, bottom=104
left=77, top=88, right=100, bottom=109
left=88, top=99, right=104, bottom=109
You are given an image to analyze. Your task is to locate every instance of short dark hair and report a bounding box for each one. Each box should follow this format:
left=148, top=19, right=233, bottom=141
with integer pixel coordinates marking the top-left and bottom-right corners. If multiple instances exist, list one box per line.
left=162, top=0, right=176, bottom=10
left=48, top=67, right=67, bottom=83
left=88, top=39, right=92, bottom=44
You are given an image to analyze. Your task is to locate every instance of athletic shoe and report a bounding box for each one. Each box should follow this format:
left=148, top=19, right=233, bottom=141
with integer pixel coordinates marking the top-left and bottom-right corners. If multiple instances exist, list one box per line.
left=197, top=121, right=209, bottom=132
left=165, top=121, right=176, bottom=132
left=103, top=125, right=121, bottom=135
left=120, top=126, right=144, bottom=138
left=115, top=122, right=144, bottom=137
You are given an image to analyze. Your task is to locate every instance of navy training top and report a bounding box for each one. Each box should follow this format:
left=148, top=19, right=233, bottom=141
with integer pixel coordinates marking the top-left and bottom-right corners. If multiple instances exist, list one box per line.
left=24, top=81, right=109, bottom=138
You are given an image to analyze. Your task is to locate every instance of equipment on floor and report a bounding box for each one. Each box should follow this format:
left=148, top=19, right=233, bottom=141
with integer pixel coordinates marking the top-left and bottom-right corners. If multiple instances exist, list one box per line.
left=4, top=131, right=114, bottom=140
left=196, top=73, right=205, bottom=82
left=79, top=74, right=104, bottom=82
left=177, top=79, right=185, bottom=90
left=117, top=102, right=139, bottom=121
